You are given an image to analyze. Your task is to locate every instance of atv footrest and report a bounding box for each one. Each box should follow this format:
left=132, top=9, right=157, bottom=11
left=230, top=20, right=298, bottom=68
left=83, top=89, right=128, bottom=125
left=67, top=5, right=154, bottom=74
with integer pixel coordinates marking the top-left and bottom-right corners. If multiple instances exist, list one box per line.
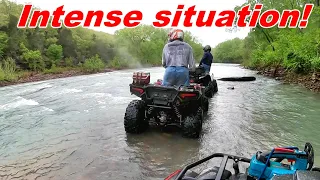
left=147, top=105, right=172, bottom=109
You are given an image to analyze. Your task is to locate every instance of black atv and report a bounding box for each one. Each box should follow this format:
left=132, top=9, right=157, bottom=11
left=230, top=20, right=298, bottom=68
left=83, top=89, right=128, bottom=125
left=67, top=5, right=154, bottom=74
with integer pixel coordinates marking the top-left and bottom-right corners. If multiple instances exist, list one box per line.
left=189, top=66, right=218, bottom=98
left=124, top=67, right=218, bottom=138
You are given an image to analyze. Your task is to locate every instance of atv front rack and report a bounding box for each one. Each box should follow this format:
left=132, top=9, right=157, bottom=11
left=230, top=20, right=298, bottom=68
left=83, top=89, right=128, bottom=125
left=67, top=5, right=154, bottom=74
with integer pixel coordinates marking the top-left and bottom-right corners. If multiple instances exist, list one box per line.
left=174, top=153, right=251, bottom=180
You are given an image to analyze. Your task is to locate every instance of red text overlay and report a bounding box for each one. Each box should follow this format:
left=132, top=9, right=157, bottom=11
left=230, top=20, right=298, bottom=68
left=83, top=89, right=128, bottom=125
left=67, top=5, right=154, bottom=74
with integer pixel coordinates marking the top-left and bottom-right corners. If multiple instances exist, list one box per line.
left=17, top=4, right=314, bottom=29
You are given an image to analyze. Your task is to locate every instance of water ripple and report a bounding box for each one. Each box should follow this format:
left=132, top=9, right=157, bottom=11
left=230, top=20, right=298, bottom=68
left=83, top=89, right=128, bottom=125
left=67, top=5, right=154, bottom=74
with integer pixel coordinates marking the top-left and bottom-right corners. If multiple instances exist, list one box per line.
left=0, top=64, right=320, bottom=179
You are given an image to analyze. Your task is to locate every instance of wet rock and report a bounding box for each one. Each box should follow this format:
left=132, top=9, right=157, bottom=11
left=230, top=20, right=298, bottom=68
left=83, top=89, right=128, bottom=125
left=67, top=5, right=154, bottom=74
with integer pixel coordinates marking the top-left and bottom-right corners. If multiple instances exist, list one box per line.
left=156, top=168, right=166, bottom=171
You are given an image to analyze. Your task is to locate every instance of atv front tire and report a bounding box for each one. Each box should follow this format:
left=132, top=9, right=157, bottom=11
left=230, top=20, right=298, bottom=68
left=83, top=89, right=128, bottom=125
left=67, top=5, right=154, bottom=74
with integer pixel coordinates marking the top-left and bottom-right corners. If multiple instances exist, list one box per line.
left=124, top=100, right=148, bottom=133
left=182, top=107, right=203, bottom=138
left=212, top=79, right=218, bottom=93
left=203, top=97, right=209, bottom=112
left=204, top=84, right=213, bottom=98
left=205, top=80, right=218, bottom=98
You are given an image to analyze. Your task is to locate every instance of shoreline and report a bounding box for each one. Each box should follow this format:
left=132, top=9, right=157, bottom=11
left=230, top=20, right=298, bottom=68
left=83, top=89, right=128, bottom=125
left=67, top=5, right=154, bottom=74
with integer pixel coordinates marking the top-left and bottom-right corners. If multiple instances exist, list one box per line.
left=247, top=66, right=320, bottom=93
left=0, top=65, right=160, bottom=88
left=2, top=65, right=320, bottom=93
left=0, top=68, right=115, bottom=88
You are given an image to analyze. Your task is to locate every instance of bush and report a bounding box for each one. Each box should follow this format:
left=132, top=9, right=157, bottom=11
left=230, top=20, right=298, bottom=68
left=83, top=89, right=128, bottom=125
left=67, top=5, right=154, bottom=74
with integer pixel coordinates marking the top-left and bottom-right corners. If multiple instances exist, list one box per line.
left=107, top=56, right=130, bottom=69
left=82, top=54, right=105, bottom=73
left=0, top=57, right=18, bottom=81
left=46, top=44, right=63, bottom=65
left=20, top=43, right=46, bottom=71
left=65, top=57, right=74, bottom=67
left=311, top=57, right=320, bottom=72
left=43, top=66, right=73, bottom=74
left=0, top=31, right=8, bottom=58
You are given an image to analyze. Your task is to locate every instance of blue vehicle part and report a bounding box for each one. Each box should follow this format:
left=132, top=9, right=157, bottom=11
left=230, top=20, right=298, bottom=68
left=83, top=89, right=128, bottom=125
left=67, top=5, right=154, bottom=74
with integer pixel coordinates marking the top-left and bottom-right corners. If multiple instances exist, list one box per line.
left=166, top=143, right=316, bottom=180
left=247, top=143, right=314, bottom=180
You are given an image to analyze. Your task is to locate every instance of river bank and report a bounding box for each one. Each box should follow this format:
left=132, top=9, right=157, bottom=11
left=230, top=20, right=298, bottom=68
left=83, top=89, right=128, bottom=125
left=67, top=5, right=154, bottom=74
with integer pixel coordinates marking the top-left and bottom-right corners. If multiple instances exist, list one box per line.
left=251, top=66, right=320, bottom=92
left=0, top=65, right=161, bottom=88
left=3, top=64, right=320, bottom=92
left=0, top=68, right=116, bottom=87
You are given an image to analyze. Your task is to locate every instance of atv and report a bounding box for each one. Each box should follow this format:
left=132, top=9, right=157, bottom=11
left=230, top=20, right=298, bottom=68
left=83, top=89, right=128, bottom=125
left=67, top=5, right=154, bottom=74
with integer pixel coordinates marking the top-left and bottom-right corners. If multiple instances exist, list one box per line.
left=189, top=66, right=218, bottom=98
left=124, top=67, right=218, bottom=138
left=165, top=142, right=319, bottom=180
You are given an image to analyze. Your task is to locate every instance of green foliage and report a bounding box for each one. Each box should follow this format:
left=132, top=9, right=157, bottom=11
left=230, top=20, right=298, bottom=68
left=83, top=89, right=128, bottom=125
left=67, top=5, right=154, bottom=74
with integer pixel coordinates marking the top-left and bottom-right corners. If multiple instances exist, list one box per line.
left=0, top=0, right=203, bottom=83
left=46, top=44, right=63, bottom=64
left=213, top=38, right=244, bottom=63
left=0, top=57, right=17, bottom=81
left=82, top=55, right=105, bottom=73
left=215, top=0, right=320, bottom=74
left=311, top=57, right=320, bottom=71
left=107, top=56, right=130, bottom=69
left=0, top=31, right=8, bottom=58
left=114, top=25, right=203, bottom=65
left=64, top=57, right=74, bottom=67
left=20, top=43, right=45, bottom=71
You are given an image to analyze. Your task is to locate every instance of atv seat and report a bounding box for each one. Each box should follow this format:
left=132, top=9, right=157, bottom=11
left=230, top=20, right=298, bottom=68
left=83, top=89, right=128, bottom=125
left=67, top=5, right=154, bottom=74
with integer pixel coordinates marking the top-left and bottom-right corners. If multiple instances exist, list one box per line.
left=189, top=66, right=206, bottom=76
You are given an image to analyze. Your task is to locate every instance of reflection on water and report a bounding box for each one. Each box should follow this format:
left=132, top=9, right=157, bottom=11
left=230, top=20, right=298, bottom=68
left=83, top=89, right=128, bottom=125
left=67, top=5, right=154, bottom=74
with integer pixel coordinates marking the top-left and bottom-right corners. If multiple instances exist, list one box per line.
left=0, top=64, right=319, bottom=180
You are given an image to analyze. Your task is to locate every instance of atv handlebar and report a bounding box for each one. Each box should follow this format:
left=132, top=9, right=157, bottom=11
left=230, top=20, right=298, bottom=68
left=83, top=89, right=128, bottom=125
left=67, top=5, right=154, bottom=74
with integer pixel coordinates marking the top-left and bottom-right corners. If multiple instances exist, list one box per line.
left=174, top=153, right=251, bottom=180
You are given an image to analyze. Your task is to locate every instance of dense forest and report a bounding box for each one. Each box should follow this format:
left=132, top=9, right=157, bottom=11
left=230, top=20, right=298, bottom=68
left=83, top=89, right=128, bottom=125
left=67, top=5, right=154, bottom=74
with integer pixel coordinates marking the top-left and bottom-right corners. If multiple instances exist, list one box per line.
left=212, top=38, right=244, bottom=64
left=2, top=0, right=320, bottom=84
left=0, top=0, right=203, bottom=82
left=213, top=0, right=320, bottom=76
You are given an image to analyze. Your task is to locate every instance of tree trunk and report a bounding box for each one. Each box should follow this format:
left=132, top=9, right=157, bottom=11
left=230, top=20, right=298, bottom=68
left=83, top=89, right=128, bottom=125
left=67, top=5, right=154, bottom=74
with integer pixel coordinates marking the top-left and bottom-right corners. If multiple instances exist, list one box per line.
left=258, top=27, right=275, bottom=51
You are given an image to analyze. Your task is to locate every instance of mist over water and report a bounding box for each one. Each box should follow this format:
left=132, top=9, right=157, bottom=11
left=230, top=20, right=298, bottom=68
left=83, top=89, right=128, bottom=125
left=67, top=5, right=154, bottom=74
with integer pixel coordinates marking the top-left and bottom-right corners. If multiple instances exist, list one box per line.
left=0, top=64, right=319, bottom=180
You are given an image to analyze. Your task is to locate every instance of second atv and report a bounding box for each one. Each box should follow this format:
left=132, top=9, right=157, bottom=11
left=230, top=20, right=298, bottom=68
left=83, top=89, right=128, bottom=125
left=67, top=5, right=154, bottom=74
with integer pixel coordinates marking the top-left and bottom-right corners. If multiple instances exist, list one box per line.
left=124, top=67, right=218, bottom=138
left=189, top=66, right=218, bottom=98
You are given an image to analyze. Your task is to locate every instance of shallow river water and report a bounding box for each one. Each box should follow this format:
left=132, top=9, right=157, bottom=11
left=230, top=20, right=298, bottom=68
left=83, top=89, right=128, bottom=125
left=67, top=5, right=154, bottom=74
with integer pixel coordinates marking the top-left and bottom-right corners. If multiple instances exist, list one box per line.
left=0, top=63, right=320, bottom=180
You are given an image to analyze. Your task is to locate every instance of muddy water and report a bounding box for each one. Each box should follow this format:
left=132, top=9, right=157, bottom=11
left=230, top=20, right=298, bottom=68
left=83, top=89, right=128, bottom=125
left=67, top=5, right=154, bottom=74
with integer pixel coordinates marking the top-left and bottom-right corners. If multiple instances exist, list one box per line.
left=0, top=64, right=319, bottom=180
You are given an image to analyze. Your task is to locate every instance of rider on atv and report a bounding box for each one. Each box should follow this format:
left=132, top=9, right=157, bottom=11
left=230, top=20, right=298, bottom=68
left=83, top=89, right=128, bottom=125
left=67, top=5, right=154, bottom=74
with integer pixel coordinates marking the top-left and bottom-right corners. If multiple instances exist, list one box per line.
left=199, top=45, right=213, bottom=74
left=161, top=29, right=196, bottom=87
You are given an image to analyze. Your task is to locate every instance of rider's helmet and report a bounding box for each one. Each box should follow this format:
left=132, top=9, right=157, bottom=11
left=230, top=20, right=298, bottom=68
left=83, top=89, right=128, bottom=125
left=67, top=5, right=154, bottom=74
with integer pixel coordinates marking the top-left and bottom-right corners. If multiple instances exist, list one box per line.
left=203, top=45, right=211, bottom=52
left=168, top=29, right=184, bottom=42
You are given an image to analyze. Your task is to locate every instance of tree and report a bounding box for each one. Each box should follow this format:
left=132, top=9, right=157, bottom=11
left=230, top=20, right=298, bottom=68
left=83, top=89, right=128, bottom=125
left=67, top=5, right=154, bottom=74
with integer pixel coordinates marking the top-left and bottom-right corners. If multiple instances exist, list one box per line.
left=46, top=44, right=63, bottom=66
left=213, top=0, right=320, bottom=73
left=0, top=0, right=205, bottom=81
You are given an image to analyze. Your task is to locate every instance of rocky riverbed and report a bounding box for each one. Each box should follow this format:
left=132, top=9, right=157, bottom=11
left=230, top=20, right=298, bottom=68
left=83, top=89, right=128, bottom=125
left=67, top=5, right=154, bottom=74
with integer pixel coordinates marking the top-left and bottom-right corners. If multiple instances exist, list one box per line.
left=256, top=67, right=320, bottom=92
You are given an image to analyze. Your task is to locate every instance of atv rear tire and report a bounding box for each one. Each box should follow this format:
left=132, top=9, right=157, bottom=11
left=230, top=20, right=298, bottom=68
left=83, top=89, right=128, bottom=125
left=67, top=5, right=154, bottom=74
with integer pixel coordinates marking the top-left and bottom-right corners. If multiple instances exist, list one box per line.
left=182, top=107, right=203, bottom=138
left=124, top=100, right=148, bottom=134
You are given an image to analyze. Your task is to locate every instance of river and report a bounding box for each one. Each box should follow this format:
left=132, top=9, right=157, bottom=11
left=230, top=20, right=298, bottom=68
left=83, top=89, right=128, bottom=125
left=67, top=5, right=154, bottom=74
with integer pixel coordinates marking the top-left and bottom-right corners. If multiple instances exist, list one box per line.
left=0, top=63, right=319, bottom=180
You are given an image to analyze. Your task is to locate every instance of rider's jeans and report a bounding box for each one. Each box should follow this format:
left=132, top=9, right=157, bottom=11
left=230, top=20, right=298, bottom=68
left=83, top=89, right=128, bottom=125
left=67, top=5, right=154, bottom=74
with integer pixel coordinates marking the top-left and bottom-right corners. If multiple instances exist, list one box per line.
left=162, top=66, right=190, bottom=86
left=201, top=64, right=211, bottom=73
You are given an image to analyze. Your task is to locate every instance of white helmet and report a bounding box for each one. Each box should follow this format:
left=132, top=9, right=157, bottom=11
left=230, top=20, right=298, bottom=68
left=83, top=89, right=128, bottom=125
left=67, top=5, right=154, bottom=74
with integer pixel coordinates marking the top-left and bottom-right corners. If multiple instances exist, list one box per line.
left=168, top=29, right=184, bottom=42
